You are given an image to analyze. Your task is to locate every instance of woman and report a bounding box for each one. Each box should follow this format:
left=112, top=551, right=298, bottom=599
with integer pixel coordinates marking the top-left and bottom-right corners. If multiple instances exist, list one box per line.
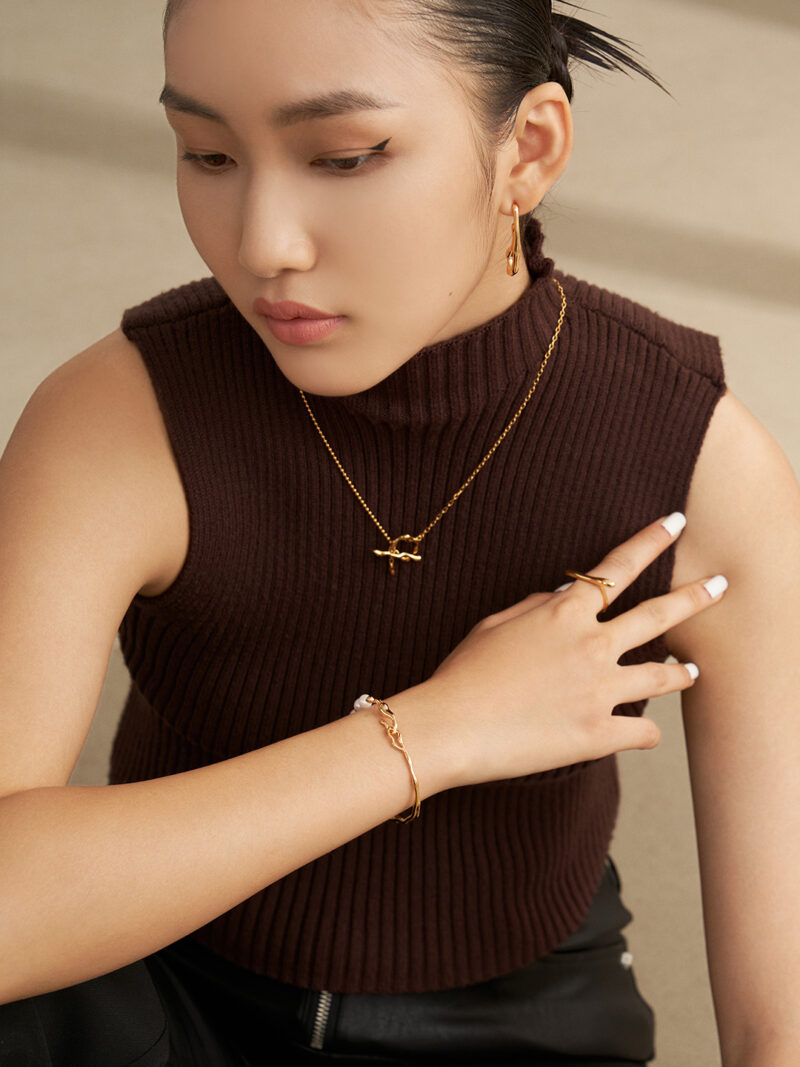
left=1, top=1, right=798, bottom=1064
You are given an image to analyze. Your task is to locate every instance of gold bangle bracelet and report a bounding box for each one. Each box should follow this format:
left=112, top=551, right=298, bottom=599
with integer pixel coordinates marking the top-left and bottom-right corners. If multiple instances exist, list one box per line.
left=353, top=694, right=421, bottom=822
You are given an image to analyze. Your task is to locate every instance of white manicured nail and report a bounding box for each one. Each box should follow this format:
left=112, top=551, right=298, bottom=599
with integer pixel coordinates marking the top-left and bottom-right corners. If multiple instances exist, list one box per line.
left=703, top=574, right=728, bottom=599
left=661, top=512, right=687, bottom=537
left=683, top=662, right=700, bottom=681
left=554, top=581, right=574, bottom=593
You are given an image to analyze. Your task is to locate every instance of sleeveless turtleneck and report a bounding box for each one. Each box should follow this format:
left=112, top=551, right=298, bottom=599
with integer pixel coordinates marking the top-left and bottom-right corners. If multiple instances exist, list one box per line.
left=111, top=220, right=725, bottom=993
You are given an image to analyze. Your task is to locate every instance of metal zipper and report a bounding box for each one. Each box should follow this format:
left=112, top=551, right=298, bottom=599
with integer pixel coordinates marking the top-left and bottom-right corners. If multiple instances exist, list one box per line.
left=309, top=989, right=334, bottom=1050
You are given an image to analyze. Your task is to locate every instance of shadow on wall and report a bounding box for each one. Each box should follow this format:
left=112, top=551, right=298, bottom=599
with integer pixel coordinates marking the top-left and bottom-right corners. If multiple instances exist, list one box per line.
left=542, top=204, right=800, bottom=308
left=686, top=0, right=800, bottom=28
left=2, top=81, right=173, bottom=177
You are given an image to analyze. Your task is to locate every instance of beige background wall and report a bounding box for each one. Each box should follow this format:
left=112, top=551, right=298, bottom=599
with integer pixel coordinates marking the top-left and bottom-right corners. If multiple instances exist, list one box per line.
left=2, top=2, right=799, bottom=1063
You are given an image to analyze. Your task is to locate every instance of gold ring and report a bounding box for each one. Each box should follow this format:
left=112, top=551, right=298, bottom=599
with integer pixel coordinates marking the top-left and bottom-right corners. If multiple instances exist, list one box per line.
left=564, top=570, right=617, bottom=612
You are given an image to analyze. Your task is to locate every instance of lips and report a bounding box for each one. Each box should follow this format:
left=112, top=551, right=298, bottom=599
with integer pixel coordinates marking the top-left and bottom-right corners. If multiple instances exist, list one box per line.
left=253, top=298, right=336, bottom=321
left=253, top=298, right=345, bottom=346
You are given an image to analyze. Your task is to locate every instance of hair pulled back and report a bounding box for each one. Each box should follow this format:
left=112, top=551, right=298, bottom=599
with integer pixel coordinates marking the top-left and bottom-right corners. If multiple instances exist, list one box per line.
left=371, top=0, right=663, bottom=197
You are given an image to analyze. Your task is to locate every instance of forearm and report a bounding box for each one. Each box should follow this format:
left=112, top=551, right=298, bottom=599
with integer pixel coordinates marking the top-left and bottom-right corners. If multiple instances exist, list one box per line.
left=699, top=840, right=800, bottom=1067
left=0, top=685, right=452, bottom=1004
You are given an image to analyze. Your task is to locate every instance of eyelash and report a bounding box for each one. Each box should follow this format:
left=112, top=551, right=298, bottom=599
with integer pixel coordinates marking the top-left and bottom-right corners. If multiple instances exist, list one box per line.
left=180, top=143, right=389, bottom=176
left=180, top=151, right=232, bottom=171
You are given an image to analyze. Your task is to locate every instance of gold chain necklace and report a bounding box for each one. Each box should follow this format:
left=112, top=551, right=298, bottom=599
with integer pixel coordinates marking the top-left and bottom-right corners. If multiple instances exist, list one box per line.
left=299, top=276, right=567, bottom=574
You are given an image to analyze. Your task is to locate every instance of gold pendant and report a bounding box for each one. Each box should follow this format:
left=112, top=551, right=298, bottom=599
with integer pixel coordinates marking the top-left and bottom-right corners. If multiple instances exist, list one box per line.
left=373, top=535, right=423, bottom=575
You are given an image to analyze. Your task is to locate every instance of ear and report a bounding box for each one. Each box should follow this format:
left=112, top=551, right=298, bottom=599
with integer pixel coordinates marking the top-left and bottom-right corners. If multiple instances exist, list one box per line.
left=499, top=82, right=574, bottom=215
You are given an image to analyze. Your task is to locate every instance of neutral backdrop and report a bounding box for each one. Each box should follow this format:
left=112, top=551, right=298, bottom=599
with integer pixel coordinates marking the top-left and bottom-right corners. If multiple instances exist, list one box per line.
left=2, top=2, right=799, bottom=1063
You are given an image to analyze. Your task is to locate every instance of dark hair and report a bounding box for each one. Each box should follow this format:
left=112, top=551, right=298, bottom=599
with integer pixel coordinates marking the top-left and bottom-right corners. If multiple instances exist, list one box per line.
left=162, top=0, right=663, bottom=212
left=369, top=0, right=664, bottom=209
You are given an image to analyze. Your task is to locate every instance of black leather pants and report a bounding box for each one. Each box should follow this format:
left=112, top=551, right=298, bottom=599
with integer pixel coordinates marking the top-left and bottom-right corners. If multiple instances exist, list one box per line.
left=0, top=857, right=655, bottom=1066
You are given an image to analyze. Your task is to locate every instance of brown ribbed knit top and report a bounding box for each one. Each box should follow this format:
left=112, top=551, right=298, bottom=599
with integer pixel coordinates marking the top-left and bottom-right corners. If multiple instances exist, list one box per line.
left=110, top=220, right=725, bottom=994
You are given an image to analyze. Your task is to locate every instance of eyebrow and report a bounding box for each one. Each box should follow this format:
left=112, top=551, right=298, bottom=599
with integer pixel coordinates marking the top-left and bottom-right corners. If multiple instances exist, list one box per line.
left=158, top=85, right=401, bottom=127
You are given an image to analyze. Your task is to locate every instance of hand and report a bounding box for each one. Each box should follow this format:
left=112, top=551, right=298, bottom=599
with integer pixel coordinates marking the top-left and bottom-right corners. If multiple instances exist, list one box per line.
left=421, top=513, right=727, bottom=787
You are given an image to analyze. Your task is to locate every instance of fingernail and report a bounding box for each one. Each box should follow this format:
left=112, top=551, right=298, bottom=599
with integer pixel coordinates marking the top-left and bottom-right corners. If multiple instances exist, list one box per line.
left=661, top=512, right=687, bottom=537
left=684, top=662, right=700, bottom=681
left=554, top=581, right=574, bottom=593
left=703, top=574, right=728, bottom=599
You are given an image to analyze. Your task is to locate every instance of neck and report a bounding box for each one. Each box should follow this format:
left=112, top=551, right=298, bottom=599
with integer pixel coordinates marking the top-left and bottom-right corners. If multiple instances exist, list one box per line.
left=425, top=227, right=534, bottom=347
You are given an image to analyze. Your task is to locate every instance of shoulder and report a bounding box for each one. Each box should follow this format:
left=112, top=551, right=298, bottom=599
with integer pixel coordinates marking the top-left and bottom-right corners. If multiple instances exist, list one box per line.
left=23, top=327, right=170, bottom=459
left=4, top=327, right=188, bottom=597
left=668, top=389, right=800, bottom=654
left=558, top=271, right=725, bottom=387
left=31, top=325, right=149, bottom=403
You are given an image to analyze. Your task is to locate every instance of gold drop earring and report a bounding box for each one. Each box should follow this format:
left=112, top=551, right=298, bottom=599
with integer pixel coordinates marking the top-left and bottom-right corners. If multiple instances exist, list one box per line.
left=505, top=201, right=522, bottom=276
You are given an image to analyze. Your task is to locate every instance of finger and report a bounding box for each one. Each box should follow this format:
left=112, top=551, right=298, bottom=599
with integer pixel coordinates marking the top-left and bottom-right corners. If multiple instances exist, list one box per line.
left=610, top=573, right=728, bottom=650
left=612, top=659, right=700, bottom=706
left=606, top=713, right=662, bottom=754
left=565, top=511, right=687, bottom=614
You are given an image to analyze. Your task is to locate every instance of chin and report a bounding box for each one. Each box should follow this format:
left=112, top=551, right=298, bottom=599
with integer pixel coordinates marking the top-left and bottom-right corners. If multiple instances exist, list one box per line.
left=269, top=355, right=378, bottom=398
left=245, top=319, right=373, bottom=396
left=267, top=341, right=401, bottom=398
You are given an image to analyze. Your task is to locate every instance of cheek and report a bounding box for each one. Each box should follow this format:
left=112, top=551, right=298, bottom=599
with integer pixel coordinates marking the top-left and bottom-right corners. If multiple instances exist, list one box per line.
left=333, top=148, right=476, bottom=281
left=176, top=177, right=238, bottom=268
left=346, top=166, right=480, bottom=308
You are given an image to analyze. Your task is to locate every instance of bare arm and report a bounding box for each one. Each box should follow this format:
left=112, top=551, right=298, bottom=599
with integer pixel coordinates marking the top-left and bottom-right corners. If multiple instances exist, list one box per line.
left=668, top=391, right=800, bottom=1065
left=0, top=687, right=456, bottom=1004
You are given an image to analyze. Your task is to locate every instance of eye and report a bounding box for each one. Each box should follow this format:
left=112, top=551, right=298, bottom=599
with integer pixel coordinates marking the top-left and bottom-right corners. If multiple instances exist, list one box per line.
left=180, top=151, right=234, bottom=172
left=314, top=154, right=376, bottom=174
left=313, top=138, right=391, bottom=176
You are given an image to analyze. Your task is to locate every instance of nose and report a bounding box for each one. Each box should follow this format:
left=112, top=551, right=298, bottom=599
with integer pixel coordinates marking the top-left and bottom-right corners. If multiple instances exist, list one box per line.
left=237, top=176, right=316, bottom=279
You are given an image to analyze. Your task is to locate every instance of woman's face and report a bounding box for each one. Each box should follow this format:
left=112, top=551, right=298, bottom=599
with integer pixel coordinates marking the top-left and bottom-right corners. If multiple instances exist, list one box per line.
left=163, top=0, right=528, bottom=396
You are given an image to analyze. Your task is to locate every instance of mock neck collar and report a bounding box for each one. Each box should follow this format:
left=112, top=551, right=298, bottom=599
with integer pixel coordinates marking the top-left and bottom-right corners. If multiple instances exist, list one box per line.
left=310, top=218, right=561, bottom=426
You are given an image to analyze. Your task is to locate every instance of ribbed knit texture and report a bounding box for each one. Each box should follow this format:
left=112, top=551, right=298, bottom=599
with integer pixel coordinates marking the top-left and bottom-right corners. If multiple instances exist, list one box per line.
left=110, top=220, right=725, bottom=993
